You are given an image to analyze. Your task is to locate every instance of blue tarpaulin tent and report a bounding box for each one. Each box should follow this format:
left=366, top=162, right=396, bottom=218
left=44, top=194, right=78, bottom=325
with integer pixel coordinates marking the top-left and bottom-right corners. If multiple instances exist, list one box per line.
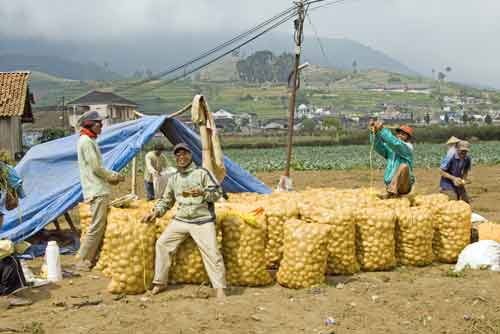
left=0, top=115, right=271, bottom=242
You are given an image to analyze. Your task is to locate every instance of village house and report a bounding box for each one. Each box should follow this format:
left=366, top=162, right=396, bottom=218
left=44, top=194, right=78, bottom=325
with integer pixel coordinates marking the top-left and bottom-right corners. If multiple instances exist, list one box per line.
left=0, top=71, right=34, bottom=160
left=213, top=109, right=235, bottom=120
left=67, top=90, right=138, bottom=129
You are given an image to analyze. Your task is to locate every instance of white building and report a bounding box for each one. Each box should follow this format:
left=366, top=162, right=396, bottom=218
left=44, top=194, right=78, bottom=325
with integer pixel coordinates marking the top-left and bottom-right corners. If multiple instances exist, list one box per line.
left=68, top=90, right=138, bottom=129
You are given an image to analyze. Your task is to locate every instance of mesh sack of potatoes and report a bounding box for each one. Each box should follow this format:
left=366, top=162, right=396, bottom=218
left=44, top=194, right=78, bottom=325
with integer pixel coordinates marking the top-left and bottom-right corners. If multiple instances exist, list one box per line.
left=105, top=207, right=156, bottom=295
left=355, top=207, right=397, bottom=271
left=396, top=207, right=434, bottom=266
left=166, top=218, right=223, bottom=285
left=299, top=204, right=359, bottom=275
left=277, top=219, right=331, bottom=289
left=219, top=210, right=272, bottom=286
left=413, top=194, right=449, bottom=209
left=264, top=196, right=300, bottom=268
left=78, top=203, right=92, bottom=237
left=433, top=200, right=472, bottom=263
left=378, top=197, right=411, bottom=216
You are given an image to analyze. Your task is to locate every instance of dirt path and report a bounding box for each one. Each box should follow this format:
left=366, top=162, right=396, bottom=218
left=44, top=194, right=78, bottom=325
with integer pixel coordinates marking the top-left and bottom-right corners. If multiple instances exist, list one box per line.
left=3, top=166, right=500, bottom=334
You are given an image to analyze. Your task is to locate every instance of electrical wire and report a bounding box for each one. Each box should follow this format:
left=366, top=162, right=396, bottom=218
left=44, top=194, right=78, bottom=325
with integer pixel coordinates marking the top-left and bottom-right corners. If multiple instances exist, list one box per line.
left=120, top=5, right=299, bottom=91
left=149, top=10, right=298, bottom=90
left=122, top=0, right=357, bottom=91
left=306, top=12, right=331, bottom=67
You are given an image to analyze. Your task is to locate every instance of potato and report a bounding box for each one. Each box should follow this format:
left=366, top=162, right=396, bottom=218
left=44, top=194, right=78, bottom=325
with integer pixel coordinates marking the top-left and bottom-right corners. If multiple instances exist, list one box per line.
left=356, top=207, right=396, bottom=271
left=396, top=207, right=434, bottom=266
left=219, top=210, right=272, bottom=286
left=433, top=201, right=472, bottom=263
left=277, top=219, right=331, bottom=289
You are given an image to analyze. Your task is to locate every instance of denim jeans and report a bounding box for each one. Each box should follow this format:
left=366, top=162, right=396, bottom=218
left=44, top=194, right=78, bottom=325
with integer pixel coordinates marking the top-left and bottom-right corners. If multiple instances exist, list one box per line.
left=144, top=181, right=155, bottom=201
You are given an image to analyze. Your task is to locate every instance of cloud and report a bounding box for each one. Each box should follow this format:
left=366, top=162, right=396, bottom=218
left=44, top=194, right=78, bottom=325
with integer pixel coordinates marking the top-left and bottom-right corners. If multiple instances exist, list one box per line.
left=1, top=0, right=499, bottom=87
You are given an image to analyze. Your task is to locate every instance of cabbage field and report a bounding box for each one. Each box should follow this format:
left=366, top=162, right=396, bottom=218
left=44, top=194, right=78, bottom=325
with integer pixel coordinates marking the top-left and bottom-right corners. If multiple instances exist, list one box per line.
left=225, top=141, right=500, bottom=172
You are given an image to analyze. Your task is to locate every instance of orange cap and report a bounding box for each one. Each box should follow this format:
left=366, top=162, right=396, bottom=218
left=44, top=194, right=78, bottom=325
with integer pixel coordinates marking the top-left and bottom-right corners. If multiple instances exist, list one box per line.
left=396, top=125, right=414, bottom=138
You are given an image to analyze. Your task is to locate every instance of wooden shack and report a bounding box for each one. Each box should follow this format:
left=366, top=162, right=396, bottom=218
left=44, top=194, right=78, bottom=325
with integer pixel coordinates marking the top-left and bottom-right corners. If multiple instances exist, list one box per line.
left=0, top=72, right=34, bottom=160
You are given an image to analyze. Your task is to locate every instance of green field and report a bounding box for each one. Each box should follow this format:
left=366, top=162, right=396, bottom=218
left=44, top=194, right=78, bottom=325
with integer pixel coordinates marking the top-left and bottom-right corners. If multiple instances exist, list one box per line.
left=223, top=142, right=500, bottom=173
left=31, top=66, right=498, bottom=121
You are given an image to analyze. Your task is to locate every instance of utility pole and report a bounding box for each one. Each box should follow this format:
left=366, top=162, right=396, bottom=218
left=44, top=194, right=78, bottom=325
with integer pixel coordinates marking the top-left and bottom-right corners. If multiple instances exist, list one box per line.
left=279, top=0, right=306, bottom=191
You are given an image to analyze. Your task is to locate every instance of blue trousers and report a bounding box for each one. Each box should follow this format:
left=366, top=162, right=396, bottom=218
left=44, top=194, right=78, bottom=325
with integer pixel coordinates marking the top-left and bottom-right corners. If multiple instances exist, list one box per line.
left=144, top=181, right=155, bottom=201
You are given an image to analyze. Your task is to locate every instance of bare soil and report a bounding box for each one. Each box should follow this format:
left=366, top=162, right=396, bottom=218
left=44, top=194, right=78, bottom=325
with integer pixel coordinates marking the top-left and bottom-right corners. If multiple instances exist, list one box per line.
left=3, top=166, right=500, bottom=334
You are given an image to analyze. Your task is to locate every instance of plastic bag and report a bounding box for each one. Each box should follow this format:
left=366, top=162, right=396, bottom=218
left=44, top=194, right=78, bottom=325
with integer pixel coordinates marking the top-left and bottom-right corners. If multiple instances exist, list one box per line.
left=454, top=240, right=500, bottom=272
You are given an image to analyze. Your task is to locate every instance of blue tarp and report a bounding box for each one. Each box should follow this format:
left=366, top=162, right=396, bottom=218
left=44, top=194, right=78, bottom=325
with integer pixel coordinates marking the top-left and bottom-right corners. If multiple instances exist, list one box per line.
left=0, top=116, right=271, bottom=242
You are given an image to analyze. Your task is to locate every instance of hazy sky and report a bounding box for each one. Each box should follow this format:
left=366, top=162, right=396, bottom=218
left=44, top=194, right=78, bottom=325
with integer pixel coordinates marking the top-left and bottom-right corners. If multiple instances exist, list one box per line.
left=1, top=0, right=499, bottom=87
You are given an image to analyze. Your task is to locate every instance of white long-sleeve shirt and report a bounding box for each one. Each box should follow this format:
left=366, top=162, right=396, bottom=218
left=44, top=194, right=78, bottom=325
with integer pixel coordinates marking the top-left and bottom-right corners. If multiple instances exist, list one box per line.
left=77, top=135, right=119, bottom=201
left=144, top=151, right=170, bottom=183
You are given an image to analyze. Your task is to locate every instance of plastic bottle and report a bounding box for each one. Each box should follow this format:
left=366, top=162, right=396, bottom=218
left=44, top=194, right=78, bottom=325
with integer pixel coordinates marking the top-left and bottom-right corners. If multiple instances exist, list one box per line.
left=20, top=260, right=35, bottom=282
left=45, top=241, right=63, bottom=282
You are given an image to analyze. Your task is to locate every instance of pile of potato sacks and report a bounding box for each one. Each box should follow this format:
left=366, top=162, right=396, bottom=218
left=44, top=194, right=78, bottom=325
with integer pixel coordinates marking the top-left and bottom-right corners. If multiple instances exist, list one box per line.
left=78, top=188, right=472, bottom=293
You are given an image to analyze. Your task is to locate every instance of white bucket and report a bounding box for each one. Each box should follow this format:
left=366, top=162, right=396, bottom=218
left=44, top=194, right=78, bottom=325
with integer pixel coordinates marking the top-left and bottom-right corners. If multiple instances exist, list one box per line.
left=45, top=241, right=62, bottom=282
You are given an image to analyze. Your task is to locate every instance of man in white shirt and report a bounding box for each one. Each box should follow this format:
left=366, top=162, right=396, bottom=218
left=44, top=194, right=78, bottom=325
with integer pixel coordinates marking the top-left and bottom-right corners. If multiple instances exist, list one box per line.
left=76, top=111, right=125, bottom=271
left=144, top=144, right=171, bottom=200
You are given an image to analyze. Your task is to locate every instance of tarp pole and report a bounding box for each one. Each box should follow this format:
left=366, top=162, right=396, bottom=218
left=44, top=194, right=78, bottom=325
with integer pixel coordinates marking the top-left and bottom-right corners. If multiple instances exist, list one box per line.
left=131, top=157, right=137, bottom=196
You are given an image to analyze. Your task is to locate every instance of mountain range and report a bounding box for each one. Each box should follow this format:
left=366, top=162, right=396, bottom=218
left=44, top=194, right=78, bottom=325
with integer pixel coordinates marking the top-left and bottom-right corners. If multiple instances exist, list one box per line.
left=0, top=32, right=416, bottom=81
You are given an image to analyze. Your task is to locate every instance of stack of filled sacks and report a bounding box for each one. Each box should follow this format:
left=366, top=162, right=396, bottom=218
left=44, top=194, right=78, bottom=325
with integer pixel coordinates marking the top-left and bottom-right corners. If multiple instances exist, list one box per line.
left=396, top=207, right=434, bottom=266
left=433, top=200, right=472, bottom=263
left=277, top=219, right=331, bottom=289
left=79, top=201, right=156, bottom=294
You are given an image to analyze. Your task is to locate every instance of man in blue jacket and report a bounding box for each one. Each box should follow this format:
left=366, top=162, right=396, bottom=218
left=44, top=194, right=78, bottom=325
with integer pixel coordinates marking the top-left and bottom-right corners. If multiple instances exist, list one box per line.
left=369, top=120, right=415, bottom=199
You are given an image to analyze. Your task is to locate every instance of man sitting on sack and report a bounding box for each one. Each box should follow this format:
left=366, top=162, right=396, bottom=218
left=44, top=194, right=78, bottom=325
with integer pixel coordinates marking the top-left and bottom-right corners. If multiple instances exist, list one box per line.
left=141, top=143, right=226, bottom=299
left=76, top=111, right=125, bottom=271
left=369, top=120, right=415, bottom=199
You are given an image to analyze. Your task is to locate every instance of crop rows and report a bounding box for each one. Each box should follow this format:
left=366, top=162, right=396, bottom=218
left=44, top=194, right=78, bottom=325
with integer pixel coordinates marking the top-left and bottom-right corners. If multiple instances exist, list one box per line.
left=224, top=142, right=500, bottom=173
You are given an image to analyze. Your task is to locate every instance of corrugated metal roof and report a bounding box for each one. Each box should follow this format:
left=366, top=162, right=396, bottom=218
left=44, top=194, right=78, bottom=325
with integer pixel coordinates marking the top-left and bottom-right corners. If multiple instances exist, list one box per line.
left=0, top=71, right=31, bottom=117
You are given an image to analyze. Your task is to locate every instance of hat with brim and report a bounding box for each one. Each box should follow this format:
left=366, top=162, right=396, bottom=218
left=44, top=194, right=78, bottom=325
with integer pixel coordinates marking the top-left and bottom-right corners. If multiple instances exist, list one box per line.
left=446, top=136, right=461, bottom=145
left=395, top=125, right=414, bottom=138
left=78, top=111, right=106, bottom=126
left=173, top=143, right=192, bottom=154
left=456, top=140, right=470, bottom=152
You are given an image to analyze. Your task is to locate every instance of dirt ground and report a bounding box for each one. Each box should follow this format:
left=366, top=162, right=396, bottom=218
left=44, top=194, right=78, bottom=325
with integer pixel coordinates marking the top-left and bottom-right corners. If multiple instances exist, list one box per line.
left=3, top=166, right=500, bottom=334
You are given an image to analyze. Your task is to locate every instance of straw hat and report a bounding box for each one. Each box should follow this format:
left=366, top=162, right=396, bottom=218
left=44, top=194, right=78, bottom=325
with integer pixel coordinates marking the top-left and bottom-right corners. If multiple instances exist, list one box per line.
left=446, top=136, right=461, bottom=145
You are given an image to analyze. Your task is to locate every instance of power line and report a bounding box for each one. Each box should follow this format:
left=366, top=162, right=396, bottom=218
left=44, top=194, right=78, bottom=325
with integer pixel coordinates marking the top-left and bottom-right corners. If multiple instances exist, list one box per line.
left=120, top=5, right=299, bottom=92
left=306, top=12, right=331, bottom=67
left=122, top=0, right=356, bottom=91
left=151, top=11, right=298, bottom=90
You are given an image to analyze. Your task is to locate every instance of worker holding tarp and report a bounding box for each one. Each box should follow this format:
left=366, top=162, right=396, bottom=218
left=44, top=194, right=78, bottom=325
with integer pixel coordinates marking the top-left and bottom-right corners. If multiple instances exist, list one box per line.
left=75, top=111, right=125, bottom=271
left=141, top=143, right=226, bottom=299
left=369, top=120, right=415, bottom=199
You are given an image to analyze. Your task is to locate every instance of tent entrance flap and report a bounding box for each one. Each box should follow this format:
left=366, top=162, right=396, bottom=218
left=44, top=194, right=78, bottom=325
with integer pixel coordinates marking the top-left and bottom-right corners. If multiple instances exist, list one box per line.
left=0, top=116, right=270, bottom=242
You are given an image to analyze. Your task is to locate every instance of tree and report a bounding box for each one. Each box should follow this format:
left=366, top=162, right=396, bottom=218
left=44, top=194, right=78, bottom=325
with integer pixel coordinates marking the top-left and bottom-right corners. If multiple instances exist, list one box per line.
left=437, top=72, right=446, bottom=81
left=445, top=66, right=452, bottom=73
left=352, top=60, right=358, bottom=74
left=322, top=116, right=342, bottom=130
left=485, top=114, right=493, bottom=124
left=273, top=52, right=294, bottom=83
left=444, top=113, right=449, bottom=124
left=462, top=111, right=469, bottom=124
left=301, top=118, right=316, bottom=135
left=424, top=112, right=431, bottom=125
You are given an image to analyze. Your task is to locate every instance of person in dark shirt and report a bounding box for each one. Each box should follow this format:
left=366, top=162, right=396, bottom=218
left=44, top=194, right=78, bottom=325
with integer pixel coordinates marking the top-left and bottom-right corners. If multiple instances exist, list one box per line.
left=440, top=140, right=472, bottom=203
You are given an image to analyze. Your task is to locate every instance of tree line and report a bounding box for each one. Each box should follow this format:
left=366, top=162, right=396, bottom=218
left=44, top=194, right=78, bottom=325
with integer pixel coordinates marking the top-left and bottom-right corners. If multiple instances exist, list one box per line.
left=236, top=51, right=294, bottom=83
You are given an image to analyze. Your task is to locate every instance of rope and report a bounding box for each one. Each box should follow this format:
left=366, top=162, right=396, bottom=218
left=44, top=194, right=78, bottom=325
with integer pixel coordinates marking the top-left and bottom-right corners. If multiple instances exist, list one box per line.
left=369, top=129, right=375, bottom=191
left=140, top=223, right=149, bottom=291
